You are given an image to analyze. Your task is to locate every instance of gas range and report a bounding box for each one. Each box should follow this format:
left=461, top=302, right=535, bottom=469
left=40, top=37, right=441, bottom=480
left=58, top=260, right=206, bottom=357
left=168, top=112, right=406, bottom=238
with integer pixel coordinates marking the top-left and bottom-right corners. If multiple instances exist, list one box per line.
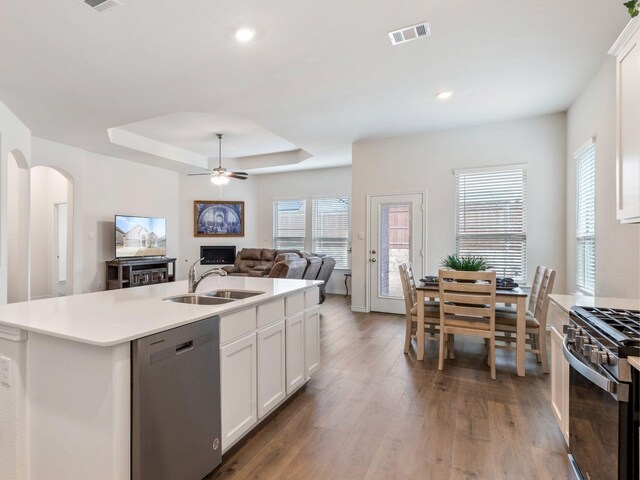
left=566, top=306, right=640, bottom=383
left=564, top=306, right=640, bottom=480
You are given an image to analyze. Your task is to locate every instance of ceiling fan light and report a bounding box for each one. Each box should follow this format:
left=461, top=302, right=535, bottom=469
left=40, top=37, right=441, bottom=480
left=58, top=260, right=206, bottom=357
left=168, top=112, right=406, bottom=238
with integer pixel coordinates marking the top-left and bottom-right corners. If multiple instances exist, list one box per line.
left=211, top=175, right=230, bottom=186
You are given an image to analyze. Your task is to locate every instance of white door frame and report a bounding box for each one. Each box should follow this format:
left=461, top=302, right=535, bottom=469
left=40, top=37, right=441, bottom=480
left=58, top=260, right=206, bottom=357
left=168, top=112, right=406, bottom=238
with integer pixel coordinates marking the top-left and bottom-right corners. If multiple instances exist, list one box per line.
left=52, top=202, right=68, bottom=297
left=365, top=191, right=427, bottom=313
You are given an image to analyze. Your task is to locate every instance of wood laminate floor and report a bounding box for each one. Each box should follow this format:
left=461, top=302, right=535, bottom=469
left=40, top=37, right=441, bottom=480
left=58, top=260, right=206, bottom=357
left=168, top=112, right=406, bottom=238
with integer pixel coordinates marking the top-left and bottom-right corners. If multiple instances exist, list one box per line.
left=207, top=295, right=569, bottom=480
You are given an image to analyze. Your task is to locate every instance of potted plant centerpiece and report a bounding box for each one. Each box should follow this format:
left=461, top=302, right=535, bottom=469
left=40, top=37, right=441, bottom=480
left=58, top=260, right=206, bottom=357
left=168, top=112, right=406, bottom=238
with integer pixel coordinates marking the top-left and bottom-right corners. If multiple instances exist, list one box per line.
left=440, top=254, right=489, bottom=282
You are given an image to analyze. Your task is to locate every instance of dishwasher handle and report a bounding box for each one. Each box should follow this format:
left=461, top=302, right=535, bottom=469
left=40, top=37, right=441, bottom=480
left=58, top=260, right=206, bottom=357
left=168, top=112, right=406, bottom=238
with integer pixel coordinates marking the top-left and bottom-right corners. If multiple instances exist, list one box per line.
left=149, top=332, right=214, bottom=365
left=175, top=341, right=194, bottom=355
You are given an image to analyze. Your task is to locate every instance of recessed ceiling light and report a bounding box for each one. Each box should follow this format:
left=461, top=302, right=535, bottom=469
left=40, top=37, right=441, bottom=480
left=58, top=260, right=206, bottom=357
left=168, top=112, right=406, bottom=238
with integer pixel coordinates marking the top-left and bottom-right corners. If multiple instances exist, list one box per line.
left=436, top=91, right=453, bottom=100
left=235, top=27, right=256, bottom=43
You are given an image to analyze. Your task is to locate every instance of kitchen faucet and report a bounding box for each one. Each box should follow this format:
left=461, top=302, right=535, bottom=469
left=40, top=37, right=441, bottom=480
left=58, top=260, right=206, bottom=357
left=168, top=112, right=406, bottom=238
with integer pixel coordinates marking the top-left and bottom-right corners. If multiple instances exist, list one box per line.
left=188, top=257, right=227, bottom=293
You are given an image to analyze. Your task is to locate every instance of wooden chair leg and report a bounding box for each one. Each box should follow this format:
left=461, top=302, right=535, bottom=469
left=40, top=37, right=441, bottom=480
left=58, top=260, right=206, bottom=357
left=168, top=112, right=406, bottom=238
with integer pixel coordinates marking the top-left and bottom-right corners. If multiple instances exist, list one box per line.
left=490, top=337, right=496, bottom=380
left=539, top=332, right=550, bottom=374
left=438, top=332, right=446, bottom=371
left=532, top=334, right=542, bottom=363
left=448, top=334, right=455, bottom=359
left=404, top=317, right=412, bottom=354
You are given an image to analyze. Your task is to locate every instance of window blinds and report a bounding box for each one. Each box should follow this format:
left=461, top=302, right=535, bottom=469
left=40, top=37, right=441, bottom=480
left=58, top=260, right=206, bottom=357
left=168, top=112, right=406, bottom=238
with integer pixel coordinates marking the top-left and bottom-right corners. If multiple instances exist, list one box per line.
left=273, top=199, right=306, bottom=250
left=576, top=142, right=596, bottom=294
left=312, top=197, right=350, bottom=269
left=455, top=168, right=527, bottom=282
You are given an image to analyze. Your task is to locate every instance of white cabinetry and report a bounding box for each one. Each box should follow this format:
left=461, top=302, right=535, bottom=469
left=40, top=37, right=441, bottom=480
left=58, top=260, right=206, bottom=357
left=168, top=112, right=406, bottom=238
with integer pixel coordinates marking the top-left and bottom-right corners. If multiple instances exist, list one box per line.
left=286, top=312, right=305, bottom=394
left=257, top=321, right=286, bottom=418
left=220, top=333, right=257, bottom=450
left=548, top=301, right=570, bottom=445
left=304, top=306, right=321, bottom=378
left=219, top=287, right=320, bottom=453
left=610, top=18, right=640, bottom=224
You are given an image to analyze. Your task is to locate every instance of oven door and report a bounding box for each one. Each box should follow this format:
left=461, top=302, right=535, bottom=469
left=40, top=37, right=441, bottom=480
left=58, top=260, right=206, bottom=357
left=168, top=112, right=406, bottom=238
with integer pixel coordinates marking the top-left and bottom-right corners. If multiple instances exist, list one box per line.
left=563, top=337, right=632, bottom=480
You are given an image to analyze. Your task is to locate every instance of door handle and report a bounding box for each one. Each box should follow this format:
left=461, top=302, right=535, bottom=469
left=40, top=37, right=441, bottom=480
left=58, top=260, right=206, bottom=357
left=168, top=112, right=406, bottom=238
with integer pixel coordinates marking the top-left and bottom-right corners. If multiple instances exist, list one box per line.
left=370, top=258, right=377, bottom=262
left=370, top=250, right=377, bottom=255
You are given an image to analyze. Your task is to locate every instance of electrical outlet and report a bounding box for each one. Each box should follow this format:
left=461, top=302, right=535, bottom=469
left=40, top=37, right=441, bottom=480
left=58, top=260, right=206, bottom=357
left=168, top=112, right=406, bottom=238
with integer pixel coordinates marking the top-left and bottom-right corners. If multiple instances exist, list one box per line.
left=1, top=356, right=11, bottom=386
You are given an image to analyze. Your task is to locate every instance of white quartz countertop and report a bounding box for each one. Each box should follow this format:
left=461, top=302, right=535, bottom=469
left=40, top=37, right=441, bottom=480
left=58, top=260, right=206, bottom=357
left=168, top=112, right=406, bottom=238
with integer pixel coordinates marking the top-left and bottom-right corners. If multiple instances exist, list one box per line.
left=0, top=277, right=322, bottom=347
left=549, top=293, right=640, bottom=313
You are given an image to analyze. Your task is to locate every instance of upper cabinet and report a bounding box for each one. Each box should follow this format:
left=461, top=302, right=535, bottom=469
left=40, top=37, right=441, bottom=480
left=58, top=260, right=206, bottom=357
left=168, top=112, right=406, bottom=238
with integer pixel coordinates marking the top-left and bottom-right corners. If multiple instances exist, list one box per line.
left=610, top=18, right=640, bottom=224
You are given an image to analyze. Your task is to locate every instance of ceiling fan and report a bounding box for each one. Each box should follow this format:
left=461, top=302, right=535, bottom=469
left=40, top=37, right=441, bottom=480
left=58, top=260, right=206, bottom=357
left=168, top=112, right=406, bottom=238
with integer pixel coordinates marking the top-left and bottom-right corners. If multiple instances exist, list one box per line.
left=188, top=133, right=248, bottom=185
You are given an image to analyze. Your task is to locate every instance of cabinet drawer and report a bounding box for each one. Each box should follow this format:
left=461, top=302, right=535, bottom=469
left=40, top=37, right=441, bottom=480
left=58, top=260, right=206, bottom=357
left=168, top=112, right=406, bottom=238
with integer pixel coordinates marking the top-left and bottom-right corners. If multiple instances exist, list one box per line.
left=257, top=299, right=285, bottom=329
left=220, top=307, right=257, bottom=345
left=304, top=287, right=319, bottom=309
left=286, top=293, right=305, bottom=317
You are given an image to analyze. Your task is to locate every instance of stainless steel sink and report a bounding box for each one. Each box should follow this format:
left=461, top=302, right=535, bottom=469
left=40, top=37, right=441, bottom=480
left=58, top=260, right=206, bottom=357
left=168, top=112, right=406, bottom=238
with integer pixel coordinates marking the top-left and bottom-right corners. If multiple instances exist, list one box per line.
left=203, top=290, right=264, bottom=300
left=163, top=295, right=235, bottom=305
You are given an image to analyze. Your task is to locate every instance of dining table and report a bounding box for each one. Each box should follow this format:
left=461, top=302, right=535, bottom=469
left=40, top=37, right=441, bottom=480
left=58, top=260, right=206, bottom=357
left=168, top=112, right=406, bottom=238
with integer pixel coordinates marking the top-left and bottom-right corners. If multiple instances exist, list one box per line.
left=416, top=282, right=529, bottom=377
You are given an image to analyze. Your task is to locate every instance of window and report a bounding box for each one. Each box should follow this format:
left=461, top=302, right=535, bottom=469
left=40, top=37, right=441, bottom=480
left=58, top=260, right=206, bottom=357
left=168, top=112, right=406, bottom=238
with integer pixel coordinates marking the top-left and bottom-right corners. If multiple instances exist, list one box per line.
left=312, top=197, right=350, bottom=269
left=273, top=199, right=306, bottom=250
left=576, top=141, right=596, bottom=294
left=455, top=167, right=527, bottom=282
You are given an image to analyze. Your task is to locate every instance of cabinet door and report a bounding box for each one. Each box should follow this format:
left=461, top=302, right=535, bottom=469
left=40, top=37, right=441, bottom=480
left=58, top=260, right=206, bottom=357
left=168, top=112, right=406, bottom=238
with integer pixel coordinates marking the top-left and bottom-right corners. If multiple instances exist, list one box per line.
left=220, top=333, right=257, bottom=451
left=550, top=326, right=569, bottom=445
left=304, top=307, right=321, bottom=379
left=617, top=28, right=640, bottom=223
left=257, top=321, right=286, bottom=418
left=285, top=312, right=305, bottom=394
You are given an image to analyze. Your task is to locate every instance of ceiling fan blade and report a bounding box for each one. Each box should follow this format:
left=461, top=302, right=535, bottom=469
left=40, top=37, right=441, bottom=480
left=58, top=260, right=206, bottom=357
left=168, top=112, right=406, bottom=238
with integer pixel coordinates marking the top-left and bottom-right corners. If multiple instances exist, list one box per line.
left=187, top=173, right=213, bottom=176
left=231, top=171, right=248, bottom=176
left=227, top=173, right=248, bottom=180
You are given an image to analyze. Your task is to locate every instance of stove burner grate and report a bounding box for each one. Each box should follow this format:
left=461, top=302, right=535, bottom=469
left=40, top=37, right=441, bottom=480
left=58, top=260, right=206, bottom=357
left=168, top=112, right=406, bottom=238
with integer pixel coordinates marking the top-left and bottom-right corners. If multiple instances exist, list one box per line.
left=572, top=307, right=640, bottom=346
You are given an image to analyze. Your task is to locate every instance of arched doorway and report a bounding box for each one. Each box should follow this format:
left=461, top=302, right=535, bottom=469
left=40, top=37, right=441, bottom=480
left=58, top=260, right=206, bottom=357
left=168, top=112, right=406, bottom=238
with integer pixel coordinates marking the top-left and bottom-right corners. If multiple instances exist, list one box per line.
left=29, top=166, right=74, bottom=298
left=7, top=150, right=30, bottom=303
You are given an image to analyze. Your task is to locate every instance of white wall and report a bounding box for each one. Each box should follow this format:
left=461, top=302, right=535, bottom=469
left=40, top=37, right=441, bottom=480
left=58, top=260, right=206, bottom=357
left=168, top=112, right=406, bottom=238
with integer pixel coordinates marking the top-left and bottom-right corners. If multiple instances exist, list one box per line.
left=567, top=57, right=640, bottom=299
left=31, top=137, right=181, bottom=293
left=7, top=153, right=30, bottom=303
left=0, top=100, right=30, bottom=480
left=0, top=101, right=31, bottom=305
left=30, top=166, right=71, bottom=299
left=351, top=113, right=567, bottom=311
left=177, top=175, right=259, bottom=280
left=256, top=166, right=352, bottom=293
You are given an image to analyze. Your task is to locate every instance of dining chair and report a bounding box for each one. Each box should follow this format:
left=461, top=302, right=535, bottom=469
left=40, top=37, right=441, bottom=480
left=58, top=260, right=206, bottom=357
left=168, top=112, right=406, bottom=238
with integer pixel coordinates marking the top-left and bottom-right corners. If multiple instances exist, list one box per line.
left=494, top=267, right=556, bottom=373
left=438, top=268, right=497, bottom=379
left=399, top=263, right=454, bottom=357
left=496, top=265, right=545, bottom=316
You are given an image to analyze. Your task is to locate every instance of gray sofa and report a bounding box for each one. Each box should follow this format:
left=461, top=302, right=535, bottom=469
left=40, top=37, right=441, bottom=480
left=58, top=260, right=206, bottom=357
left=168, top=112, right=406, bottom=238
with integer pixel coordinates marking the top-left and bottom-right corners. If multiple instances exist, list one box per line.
left=221, top=248, right=335, bottom=303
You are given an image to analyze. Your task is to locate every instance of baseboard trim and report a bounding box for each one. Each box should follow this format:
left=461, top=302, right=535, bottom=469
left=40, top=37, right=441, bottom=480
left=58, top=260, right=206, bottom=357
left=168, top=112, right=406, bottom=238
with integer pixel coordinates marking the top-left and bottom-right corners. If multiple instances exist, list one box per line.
left=325, top=289, right=348, bottom=295
left=350, top=306, right=368, bottom=313
left=30, top=295, right=52, bottom=300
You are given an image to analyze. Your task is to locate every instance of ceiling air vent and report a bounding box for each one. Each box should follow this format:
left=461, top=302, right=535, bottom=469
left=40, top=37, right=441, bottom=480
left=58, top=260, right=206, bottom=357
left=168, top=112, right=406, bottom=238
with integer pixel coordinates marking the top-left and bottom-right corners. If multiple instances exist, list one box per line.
left=82, top=0, right=122, bottom=12
left=388, top=22, right=431, bottom=46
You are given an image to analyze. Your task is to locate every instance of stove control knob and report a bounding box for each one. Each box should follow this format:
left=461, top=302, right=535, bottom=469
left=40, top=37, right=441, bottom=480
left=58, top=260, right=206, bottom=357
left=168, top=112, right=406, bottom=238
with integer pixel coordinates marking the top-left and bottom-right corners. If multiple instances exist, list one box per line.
left=590, top=349, right=609, bottom=365
left=582, top=344, right=595, bottom=356
left=575, top=335, right=590, bottom=349
left=563, top=326, right=578, bottom=343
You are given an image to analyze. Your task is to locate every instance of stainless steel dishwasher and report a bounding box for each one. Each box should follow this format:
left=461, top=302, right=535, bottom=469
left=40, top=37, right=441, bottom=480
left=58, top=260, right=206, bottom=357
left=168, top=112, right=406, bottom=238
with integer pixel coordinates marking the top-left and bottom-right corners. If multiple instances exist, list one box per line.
left=132, top=316, right=221, bottom=480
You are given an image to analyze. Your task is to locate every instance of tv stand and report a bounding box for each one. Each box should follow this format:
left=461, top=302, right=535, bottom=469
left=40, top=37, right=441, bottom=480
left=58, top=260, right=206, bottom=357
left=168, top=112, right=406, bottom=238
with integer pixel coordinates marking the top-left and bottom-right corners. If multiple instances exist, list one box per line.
left=106, top=257, right=177, bottom=290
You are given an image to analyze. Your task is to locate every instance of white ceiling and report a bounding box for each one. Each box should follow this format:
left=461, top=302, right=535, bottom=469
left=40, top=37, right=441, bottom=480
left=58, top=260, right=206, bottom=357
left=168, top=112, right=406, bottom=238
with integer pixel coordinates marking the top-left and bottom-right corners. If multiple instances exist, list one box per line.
left=0, top=0, right=630, bottom=173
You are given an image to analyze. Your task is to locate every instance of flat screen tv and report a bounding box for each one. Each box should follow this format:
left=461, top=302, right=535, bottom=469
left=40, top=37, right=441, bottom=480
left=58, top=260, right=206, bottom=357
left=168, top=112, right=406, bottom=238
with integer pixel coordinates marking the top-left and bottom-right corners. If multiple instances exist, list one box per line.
left=115, top=215, right=166, bottom=258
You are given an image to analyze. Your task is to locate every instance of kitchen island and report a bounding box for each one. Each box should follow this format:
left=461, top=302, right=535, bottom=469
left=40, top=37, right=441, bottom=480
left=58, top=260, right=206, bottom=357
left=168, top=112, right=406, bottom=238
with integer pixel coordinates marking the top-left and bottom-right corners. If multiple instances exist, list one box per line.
left=0, top=276, right=322, bottom=480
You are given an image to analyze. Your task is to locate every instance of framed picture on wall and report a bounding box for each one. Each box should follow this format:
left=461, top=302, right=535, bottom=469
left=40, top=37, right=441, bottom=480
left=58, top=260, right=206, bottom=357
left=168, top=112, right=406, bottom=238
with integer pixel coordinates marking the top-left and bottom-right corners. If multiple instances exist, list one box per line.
left=194, top=200, right=245, bottom=237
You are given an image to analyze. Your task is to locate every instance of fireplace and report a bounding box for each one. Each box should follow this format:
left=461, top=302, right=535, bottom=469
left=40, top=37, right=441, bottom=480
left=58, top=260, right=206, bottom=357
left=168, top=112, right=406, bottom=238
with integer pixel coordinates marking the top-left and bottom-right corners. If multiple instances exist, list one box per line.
left=200, top=246, right=236, bottom=265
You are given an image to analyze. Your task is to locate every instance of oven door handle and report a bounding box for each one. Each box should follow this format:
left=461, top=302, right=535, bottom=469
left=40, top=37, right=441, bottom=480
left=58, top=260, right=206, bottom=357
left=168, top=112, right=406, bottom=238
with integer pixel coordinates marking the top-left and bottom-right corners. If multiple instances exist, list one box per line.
left=562, top=335, right=629, bottom=402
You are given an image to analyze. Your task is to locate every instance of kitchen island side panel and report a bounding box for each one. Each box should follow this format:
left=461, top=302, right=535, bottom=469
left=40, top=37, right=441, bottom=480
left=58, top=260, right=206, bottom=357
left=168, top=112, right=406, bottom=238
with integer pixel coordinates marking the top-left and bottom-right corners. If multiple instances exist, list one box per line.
left=27, top=332, right=130, bottom=480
